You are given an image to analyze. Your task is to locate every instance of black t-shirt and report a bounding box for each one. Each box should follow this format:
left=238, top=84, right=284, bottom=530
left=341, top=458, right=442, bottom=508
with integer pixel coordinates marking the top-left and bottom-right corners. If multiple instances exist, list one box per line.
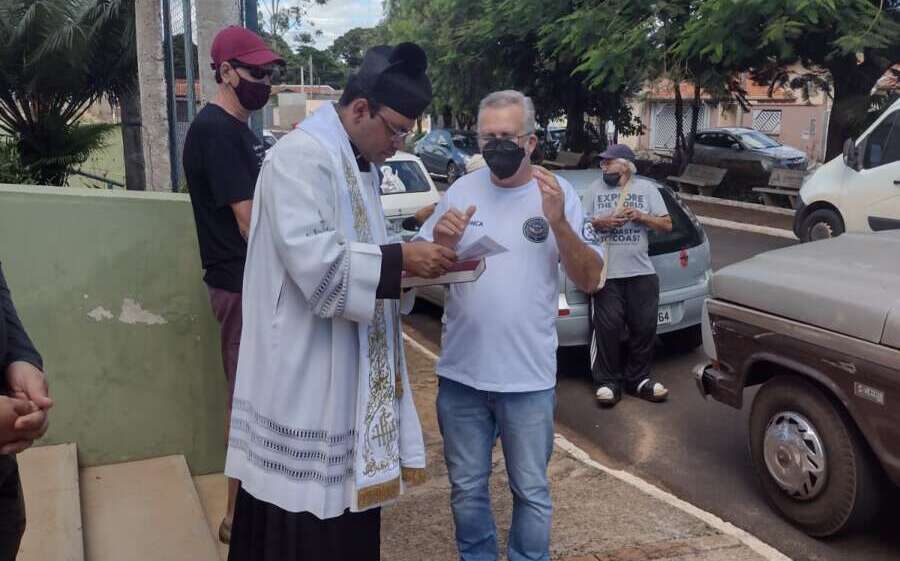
left=184, top=104, right=264, bottom=292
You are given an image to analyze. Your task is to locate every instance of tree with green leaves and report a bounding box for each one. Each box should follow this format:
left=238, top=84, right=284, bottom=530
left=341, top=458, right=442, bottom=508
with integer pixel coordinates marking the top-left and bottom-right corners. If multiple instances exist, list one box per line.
left=677, top=0, right=900, bottom=159
left=0, top=0, right=138, bottom=186
left=330, top=26, right=389, bottom=75
left=386, top=0, right=640, bottom=154
left=259, top=0, right=327, bottom=45
left=552, top=0, right=738, bottom=169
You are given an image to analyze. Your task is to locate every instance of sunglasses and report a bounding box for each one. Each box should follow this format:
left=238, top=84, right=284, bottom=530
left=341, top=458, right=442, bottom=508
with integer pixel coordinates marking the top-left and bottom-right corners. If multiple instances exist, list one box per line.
left=228, top=60, right=279, bottom=81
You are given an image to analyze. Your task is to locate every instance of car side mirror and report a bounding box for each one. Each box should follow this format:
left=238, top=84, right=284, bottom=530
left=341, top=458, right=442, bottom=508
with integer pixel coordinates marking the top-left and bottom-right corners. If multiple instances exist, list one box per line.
left=730, top=143, right=742, bottom=151
left=843, top=138, right=859, bottom=170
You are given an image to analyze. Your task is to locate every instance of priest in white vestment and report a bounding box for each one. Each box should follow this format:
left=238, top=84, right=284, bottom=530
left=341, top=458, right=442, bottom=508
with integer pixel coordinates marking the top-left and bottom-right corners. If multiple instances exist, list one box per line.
left=225, top=43, right=455, bottom=561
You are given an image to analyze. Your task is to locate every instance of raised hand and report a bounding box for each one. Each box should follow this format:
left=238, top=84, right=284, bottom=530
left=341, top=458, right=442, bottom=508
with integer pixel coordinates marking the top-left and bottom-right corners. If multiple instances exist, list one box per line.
left=533, top=166, right=565, bottom=226
left=434, top=206, right=477, bottom=249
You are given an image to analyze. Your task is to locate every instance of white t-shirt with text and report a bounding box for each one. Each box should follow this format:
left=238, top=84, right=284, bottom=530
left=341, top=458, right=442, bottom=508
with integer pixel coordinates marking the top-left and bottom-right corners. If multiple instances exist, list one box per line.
left=417, top=167, right=596, bottom=393
left=583, top=177, right=668, bottom=280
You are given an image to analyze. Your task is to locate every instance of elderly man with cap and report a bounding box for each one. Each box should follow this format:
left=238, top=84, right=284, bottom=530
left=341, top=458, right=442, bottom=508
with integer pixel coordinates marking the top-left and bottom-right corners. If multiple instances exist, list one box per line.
left=584, top=144, right=673, bottom=407
left=224, top=42, right=454, bottom=561
left=182, top=25, right=284, bottom=543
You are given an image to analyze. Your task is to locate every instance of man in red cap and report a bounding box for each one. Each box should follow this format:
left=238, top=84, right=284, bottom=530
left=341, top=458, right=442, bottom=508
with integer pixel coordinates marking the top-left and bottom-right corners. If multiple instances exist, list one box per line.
left=182, top=25, right=284, bottom=545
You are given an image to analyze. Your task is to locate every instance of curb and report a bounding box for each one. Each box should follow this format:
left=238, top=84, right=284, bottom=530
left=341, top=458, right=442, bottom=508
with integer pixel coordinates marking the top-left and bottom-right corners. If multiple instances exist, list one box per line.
left=678, top=193, right=795, bottom=216
left=555, top=435, right=793, bottom=561
left=697, top=216, right=798, bottom=240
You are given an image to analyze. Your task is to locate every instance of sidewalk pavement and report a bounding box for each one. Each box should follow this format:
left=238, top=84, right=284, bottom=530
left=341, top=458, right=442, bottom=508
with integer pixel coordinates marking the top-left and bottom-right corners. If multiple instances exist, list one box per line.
left=383, top=332, right=790, bottom=561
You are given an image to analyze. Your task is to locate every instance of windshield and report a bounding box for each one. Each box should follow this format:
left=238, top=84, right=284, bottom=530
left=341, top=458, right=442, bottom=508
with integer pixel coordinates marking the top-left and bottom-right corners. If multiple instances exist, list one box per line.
left=380, top=161, right=432, bottom=195
left=452, top=133, right=479, bottom=151
left=737, top=130, right=781, bottom=149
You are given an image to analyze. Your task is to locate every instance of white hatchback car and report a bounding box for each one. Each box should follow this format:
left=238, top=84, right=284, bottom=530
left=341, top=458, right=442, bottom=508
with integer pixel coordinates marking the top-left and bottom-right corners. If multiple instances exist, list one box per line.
left=379, top=151, right=442, bottom=241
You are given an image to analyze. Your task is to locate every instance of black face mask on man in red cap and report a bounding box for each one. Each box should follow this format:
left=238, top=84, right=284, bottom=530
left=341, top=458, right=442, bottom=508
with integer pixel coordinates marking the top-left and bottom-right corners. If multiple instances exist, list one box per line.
left=233, top=74, right=271, bottom=112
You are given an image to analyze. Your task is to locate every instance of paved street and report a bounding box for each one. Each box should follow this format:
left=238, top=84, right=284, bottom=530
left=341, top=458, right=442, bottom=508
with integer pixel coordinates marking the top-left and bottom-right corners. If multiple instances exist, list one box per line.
left=404, top=226, right=900, bottom=561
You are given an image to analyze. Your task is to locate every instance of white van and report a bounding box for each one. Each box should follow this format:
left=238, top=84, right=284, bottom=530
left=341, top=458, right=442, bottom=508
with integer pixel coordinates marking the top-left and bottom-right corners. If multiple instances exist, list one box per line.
left=794, top=98, right=900, bottom=242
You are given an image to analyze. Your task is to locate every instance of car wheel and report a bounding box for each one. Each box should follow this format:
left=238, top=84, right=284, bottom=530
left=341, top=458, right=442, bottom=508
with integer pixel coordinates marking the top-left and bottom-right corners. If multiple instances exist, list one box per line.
left=659, top=325, right=702, bottom=352
left=447, top=162, right=461, bottom=185
left=800, top=208, right=844, bottom=242
left=749, top=376, right=882, bottom=537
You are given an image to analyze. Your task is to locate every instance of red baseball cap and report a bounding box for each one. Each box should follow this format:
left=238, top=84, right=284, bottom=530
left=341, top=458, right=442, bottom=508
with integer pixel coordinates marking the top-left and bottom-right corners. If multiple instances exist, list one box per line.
left=210, top=26, right=284, bottom=69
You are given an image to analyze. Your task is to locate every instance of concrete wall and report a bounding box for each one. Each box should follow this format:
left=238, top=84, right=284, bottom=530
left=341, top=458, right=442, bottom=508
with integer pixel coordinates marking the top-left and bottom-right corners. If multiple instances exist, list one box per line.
left=0, top=185, right=226, bottom=474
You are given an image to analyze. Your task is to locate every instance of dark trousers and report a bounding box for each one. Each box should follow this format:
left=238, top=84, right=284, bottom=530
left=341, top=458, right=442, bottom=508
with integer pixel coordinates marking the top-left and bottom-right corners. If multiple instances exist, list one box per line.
left=228, top=487, right=381, bottom=561
left=0, top=456, right=25, bottom=561
left=589, top=274, right=660, bottom=390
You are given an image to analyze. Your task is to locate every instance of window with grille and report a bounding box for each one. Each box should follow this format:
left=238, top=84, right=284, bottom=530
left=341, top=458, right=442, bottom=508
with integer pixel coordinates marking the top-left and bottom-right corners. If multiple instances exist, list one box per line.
left=753, top=109, right=782, bottom=135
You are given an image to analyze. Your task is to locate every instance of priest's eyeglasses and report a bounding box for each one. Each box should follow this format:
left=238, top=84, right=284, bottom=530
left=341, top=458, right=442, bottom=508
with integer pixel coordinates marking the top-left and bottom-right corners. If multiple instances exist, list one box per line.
left=376, top=113, right=414, bottom=141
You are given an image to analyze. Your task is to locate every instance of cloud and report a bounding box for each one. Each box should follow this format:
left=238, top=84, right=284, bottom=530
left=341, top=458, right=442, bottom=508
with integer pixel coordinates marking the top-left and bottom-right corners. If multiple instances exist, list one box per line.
left=274, top=0, right=384, bottom=49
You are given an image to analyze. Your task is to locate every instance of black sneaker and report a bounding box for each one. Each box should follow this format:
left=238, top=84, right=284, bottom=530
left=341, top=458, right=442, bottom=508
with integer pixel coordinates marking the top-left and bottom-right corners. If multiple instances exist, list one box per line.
left=629, top=378, right=669, bottom=403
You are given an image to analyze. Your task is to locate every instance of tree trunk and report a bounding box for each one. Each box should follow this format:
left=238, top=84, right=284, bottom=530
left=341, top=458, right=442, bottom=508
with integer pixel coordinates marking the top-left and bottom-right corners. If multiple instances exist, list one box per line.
left=687, top=83, right=702, bottom=165
left=673, top=80, right=686, bottom=172
left=824, top=58, right=888, bottom=161
left=442, top=106, right=453, bottom=129
left=120, top=89, right=146, bottom=191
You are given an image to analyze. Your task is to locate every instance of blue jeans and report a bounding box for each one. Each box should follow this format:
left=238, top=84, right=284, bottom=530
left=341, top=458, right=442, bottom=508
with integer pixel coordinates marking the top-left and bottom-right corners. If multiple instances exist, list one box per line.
left=436, top=377, right=555, bottom=561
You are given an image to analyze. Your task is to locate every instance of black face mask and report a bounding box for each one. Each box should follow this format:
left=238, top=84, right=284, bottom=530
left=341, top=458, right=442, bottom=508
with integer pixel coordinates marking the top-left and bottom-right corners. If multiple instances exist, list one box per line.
left=602, top=172, right=622, bottom=187
left=482, top=138, right=526, bottom=180
left=234, top=76, right=272, bottom=112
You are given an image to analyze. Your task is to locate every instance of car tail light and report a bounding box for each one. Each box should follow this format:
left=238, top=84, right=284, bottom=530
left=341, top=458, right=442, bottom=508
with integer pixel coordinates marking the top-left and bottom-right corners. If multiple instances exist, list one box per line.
left=679, top=248, right=689, bottom=268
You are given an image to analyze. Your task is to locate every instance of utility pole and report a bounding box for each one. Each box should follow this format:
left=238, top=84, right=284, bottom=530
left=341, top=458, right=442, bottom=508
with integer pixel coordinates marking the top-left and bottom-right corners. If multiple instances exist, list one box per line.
left=134, top=0, right=173, bottom=191
left=196, top=0, right=243, bottom=105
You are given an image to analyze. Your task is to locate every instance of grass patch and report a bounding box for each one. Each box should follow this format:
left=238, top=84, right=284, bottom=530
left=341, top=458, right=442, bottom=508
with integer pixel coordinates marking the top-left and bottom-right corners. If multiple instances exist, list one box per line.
left=67, top=128, right=126, bottom=189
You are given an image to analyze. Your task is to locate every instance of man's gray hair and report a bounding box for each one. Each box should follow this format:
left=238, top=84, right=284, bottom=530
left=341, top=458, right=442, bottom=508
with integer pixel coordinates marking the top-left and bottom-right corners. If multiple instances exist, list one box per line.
left=478, top=90, right=536, bottom=134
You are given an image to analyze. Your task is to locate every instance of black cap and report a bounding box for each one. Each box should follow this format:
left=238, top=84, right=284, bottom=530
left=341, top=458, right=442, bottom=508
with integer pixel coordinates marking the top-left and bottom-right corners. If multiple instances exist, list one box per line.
left=598, top=144, right=636, bottom=161
left=356, top=43, right=432, bottom=119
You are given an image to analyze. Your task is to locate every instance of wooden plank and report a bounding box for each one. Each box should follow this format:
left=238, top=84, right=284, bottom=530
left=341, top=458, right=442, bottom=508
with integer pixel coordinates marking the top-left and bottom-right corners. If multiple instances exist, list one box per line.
left=81, top=456, right=218, bottom=561
left=18, top=443, right=84, bottom=561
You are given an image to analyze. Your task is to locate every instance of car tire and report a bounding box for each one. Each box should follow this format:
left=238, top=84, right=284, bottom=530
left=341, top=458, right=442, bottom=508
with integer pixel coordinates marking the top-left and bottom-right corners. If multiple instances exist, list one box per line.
left=749, top=376, right=882, bottom=537
left=447, top=162, right=461, bottom=185
left=659, top=325, right=702, bottom=351
left=800, top=208, right=844, bottom=242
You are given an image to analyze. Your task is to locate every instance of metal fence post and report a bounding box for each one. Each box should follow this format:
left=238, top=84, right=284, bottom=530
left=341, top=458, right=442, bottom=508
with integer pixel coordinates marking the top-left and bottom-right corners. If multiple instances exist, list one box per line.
left=243, top=0, right=264, bottom=140
left=162, top=0, right=180, bottom=191
left=182, top=0, right=197, bottom=123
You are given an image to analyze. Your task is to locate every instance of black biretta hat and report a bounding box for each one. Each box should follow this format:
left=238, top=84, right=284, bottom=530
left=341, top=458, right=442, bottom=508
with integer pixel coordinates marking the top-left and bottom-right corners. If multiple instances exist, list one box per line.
left=356, top=43, right=432, bottom=119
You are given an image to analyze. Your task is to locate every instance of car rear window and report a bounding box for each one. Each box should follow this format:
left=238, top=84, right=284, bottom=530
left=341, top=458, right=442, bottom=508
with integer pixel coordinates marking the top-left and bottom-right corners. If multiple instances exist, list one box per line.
left=648, top=188, right=704, bottom=256
left=380, top=161, right=432, bottom=195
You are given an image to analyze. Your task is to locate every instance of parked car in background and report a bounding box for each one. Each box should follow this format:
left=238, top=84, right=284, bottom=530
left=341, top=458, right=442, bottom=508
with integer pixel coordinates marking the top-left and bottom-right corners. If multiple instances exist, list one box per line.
left=379, top=152, right=441, bottom=242
left=690, top=127, right=808, bottom=184
left=414, top=129, right=479, bottom=185
left=794, top=97, right=900, bottom=242
left=413, top=170, right=712, bottom=351
left=262, top=130, right=278, bottom=152
left=695, top=232, right=900, bottom=537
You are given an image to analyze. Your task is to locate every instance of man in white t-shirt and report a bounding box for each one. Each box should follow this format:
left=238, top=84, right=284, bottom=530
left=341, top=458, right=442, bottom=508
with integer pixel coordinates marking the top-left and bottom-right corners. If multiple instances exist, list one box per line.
left=417, top=90, right=604, bottom=561
left=583, top=144, right=673, bottom=407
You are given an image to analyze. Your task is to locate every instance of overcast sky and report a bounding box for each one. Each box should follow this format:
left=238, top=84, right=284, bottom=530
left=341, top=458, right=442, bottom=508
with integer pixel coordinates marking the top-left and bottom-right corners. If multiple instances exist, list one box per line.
left=300, top=0, right=384, bottom=49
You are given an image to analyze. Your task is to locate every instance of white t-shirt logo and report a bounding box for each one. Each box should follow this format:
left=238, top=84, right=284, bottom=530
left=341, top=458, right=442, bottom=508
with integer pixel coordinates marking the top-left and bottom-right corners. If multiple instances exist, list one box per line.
left=522, top=217, right=550, bottom=243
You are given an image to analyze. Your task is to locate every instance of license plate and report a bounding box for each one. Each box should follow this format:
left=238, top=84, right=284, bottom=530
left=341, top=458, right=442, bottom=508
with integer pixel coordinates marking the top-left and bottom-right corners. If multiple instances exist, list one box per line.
left=658, top=306, right=673, bottom=326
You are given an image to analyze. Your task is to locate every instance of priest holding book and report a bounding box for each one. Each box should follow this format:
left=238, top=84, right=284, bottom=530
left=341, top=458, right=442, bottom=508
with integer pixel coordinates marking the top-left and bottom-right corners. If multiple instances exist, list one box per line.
left=224, top=43, right=455, bottom=561
left=417, top=90, right=605, bottom=561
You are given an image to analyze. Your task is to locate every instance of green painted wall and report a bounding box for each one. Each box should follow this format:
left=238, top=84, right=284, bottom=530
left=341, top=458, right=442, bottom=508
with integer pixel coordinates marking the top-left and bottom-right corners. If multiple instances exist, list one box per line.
left=0, top=185, right=227, bottom=474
